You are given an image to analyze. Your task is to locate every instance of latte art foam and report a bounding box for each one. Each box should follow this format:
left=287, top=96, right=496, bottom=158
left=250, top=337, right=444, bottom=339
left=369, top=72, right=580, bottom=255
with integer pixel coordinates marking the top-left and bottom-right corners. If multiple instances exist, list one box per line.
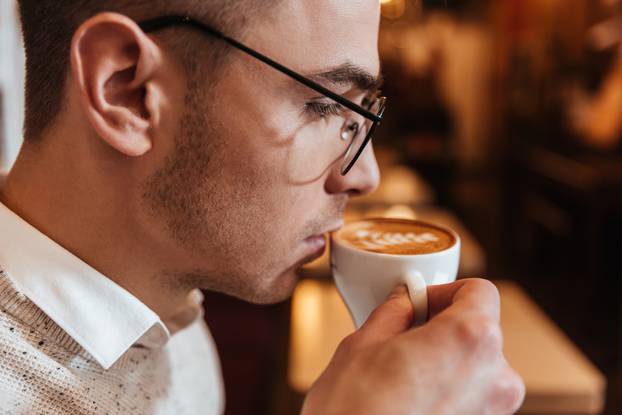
left=353, top=230, right=441, bottom=251
left=336, top=219, right=456, bottom=255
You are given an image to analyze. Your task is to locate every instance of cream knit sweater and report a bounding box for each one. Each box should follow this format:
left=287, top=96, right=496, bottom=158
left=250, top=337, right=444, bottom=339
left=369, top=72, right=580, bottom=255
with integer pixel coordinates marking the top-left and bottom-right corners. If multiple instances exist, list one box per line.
left=0, top=270, right=224, bottom=414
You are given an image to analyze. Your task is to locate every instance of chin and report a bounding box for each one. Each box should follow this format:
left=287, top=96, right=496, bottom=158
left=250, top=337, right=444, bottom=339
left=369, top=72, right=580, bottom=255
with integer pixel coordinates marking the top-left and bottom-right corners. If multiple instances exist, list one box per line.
left=239, top=268, right=300, bottom=305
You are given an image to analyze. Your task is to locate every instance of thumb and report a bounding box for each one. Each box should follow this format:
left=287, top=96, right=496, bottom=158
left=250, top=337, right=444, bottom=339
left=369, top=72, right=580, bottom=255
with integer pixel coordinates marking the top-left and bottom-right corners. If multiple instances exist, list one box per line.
left=357, top=285, right=414, bottom=345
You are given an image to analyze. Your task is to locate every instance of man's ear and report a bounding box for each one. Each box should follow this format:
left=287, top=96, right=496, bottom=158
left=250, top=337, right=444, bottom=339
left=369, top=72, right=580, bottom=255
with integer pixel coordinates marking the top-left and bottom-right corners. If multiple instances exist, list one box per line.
left=70, top=12, right=164, bottom=157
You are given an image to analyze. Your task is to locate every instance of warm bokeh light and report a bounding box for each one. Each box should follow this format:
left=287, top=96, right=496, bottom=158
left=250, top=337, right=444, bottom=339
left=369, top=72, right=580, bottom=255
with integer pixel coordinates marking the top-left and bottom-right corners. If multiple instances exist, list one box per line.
left=288, top=280, right=354, bottom=392
left=380, top=203, right=417, bottom=219
left=381, top=0, right=407, bottom=19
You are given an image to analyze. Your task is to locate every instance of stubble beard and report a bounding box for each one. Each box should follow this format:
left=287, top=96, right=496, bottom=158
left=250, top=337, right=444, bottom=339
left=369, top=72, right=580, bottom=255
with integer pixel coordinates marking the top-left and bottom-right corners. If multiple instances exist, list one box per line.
left=140, top=78, right=296, bottom=303
left=140, top=75, right=349, bottom=304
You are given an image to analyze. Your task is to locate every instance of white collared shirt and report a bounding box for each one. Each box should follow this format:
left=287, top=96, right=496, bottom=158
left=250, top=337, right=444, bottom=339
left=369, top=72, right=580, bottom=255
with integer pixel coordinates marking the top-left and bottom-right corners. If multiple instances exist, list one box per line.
left=0, top=199, right=224, bottom=413
left=0, top=201, right=172, bottom=369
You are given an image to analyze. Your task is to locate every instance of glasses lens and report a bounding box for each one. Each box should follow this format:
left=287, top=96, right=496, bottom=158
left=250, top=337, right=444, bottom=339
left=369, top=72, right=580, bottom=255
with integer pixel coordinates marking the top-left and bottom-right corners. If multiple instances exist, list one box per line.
left=340, top=96, right=385, bottom=175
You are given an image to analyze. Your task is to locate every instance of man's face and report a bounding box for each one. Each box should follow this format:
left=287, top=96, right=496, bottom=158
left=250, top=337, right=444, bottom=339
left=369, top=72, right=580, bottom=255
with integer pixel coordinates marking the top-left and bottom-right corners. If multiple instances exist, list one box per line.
left=141, top=0, right=381, bottom=303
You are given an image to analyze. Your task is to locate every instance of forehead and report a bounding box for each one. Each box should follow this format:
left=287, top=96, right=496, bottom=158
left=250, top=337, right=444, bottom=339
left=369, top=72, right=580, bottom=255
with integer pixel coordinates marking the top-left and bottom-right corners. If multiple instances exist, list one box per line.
left=250, top=0, right=381, bottom=78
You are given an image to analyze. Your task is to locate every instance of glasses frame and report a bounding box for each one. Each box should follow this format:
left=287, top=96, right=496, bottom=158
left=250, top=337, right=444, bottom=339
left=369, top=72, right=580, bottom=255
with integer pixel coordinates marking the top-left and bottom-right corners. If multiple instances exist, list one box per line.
left=138, top=15, right=386, bottom=175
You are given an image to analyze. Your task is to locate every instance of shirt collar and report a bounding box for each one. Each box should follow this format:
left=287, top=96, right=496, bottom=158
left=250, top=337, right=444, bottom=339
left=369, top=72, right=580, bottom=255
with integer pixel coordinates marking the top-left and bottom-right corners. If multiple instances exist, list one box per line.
left=0, top=201, right=173, bottom=369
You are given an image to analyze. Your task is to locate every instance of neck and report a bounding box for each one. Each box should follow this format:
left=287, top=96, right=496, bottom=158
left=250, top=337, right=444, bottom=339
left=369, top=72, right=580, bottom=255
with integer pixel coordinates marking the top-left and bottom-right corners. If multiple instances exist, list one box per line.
left=0, top=141, right=191, bottom=321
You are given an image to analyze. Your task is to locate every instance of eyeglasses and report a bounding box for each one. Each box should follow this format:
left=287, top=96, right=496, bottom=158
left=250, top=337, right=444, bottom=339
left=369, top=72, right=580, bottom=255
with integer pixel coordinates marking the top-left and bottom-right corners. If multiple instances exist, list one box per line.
left=138, top=15, right=387, bottom=176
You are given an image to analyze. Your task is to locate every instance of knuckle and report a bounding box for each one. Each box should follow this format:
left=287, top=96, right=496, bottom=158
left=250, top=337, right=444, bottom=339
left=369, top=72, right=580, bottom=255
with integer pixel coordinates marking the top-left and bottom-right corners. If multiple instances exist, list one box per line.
left=494, top=370, right=526, bottom=414
left=336, top=333, right=359, bottom=355
left=466, top=278, right=500, bottom=302
left=453, top=315, right=502, bottom=355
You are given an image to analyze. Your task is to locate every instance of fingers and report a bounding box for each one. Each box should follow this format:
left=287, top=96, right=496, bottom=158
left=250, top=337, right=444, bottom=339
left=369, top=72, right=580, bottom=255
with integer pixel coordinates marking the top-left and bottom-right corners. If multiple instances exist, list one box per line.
left=423, top=280, right=523, bottom=414
left=356, top=285, right=413, bottom=346
left=427, top=278, right=501, bottom=323
left=403, top=279, right=502, bottom=361
left=353, top=279, right=501, bottom=351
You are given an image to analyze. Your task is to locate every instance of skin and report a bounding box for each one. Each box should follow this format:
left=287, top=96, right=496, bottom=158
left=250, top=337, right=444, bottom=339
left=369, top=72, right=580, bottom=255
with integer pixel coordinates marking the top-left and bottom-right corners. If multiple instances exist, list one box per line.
left=0, top=0, right=525, bottom=413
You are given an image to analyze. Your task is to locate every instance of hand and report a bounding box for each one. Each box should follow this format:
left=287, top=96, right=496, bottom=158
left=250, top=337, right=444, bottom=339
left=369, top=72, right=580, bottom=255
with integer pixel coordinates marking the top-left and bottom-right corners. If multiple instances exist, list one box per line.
left=301, top=279, right=525, bottom=415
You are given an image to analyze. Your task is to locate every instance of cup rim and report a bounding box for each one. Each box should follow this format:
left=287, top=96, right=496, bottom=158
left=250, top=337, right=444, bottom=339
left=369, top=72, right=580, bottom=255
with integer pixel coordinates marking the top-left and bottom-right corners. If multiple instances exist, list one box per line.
left=330, top=217, right=461, bottom=259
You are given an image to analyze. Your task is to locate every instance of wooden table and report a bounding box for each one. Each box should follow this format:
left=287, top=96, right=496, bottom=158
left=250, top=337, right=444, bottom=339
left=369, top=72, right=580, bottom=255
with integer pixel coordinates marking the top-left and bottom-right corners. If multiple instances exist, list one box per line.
left=288, top=279, right=606, bottom=414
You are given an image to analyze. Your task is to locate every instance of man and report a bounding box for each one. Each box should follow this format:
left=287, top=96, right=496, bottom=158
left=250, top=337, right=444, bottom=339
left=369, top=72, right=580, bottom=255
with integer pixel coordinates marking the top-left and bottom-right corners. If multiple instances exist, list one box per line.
left=0, top=0, right=524, bottom=413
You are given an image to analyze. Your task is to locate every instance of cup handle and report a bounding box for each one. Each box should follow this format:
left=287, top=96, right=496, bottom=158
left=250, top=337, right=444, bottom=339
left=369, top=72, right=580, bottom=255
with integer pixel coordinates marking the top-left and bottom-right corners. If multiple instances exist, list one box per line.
left=402, top=270, right=428, bottom=327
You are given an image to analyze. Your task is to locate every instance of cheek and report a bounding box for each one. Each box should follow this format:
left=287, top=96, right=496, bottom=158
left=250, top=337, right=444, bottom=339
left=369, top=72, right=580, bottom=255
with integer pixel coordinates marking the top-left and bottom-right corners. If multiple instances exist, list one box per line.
left=228, top=165, right=314, bottom=256
left=225, top=120, right=330, bottom=235
left=216, top=61, right=330, bottom=181
left=212, top=70, right=329, bottom=248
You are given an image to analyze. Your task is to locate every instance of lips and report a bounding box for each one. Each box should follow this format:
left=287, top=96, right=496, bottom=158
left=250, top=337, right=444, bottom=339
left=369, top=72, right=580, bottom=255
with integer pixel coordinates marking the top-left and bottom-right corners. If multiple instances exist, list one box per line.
left=301, top=222, right=344, bottom=260
left=304, top=234, right=327, bottom=252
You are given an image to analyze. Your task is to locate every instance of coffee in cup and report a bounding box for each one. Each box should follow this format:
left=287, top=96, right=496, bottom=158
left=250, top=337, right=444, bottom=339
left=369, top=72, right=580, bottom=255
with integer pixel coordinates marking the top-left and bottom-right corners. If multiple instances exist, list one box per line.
left=335, top=218, right=456, bottom=255
left=331, top=218, right=460, bottom=328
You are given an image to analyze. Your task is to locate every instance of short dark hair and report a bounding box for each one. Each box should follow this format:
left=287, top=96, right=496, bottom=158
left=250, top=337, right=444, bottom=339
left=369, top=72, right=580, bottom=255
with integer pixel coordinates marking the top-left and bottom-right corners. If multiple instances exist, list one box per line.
left=17, top=0, right=277, bottom=140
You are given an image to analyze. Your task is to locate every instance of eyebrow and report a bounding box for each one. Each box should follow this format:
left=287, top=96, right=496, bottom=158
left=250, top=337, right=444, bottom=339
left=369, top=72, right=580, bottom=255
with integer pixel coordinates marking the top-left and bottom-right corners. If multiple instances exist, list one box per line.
left=306, top=62, right=384, bottom=93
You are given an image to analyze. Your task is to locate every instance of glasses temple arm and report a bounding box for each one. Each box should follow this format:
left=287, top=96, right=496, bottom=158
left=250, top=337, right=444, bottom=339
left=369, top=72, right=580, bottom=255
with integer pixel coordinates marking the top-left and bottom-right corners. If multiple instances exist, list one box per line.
left=139, top=15, right=382, bottom=122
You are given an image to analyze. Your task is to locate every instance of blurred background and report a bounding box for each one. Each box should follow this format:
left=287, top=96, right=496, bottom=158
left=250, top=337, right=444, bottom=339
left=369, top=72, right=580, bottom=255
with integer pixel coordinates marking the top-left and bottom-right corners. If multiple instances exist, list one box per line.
left=1, top=0, right=621, bottom=414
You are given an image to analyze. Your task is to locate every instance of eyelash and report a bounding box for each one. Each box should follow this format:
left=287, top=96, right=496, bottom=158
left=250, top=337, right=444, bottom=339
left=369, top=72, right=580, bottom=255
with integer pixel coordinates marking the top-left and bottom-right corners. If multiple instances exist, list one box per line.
left=303, top=101, right=345, bottom=119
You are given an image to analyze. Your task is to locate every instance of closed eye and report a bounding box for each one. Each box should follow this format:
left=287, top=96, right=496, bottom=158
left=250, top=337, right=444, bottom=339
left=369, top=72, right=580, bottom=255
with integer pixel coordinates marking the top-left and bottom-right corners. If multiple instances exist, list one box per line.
left=303, top=101, right=345, bottom=119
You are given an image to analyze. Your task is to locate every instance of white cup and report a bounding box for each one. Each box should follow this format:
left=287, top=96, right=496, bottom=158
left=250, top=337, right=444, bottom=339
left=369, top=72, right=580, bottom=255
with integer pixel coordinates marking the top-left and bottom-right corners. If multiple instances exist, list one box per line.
left=330, top=219, right=461, bottom=328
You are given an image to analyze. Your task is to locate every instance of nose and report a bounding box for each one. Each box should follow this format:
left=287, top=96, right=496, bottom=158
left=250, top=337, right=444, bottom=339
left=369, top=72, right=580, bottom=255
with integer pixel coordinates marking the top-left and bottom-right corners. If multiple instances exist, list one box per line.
left=324, top=143, right=380, bottom=197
